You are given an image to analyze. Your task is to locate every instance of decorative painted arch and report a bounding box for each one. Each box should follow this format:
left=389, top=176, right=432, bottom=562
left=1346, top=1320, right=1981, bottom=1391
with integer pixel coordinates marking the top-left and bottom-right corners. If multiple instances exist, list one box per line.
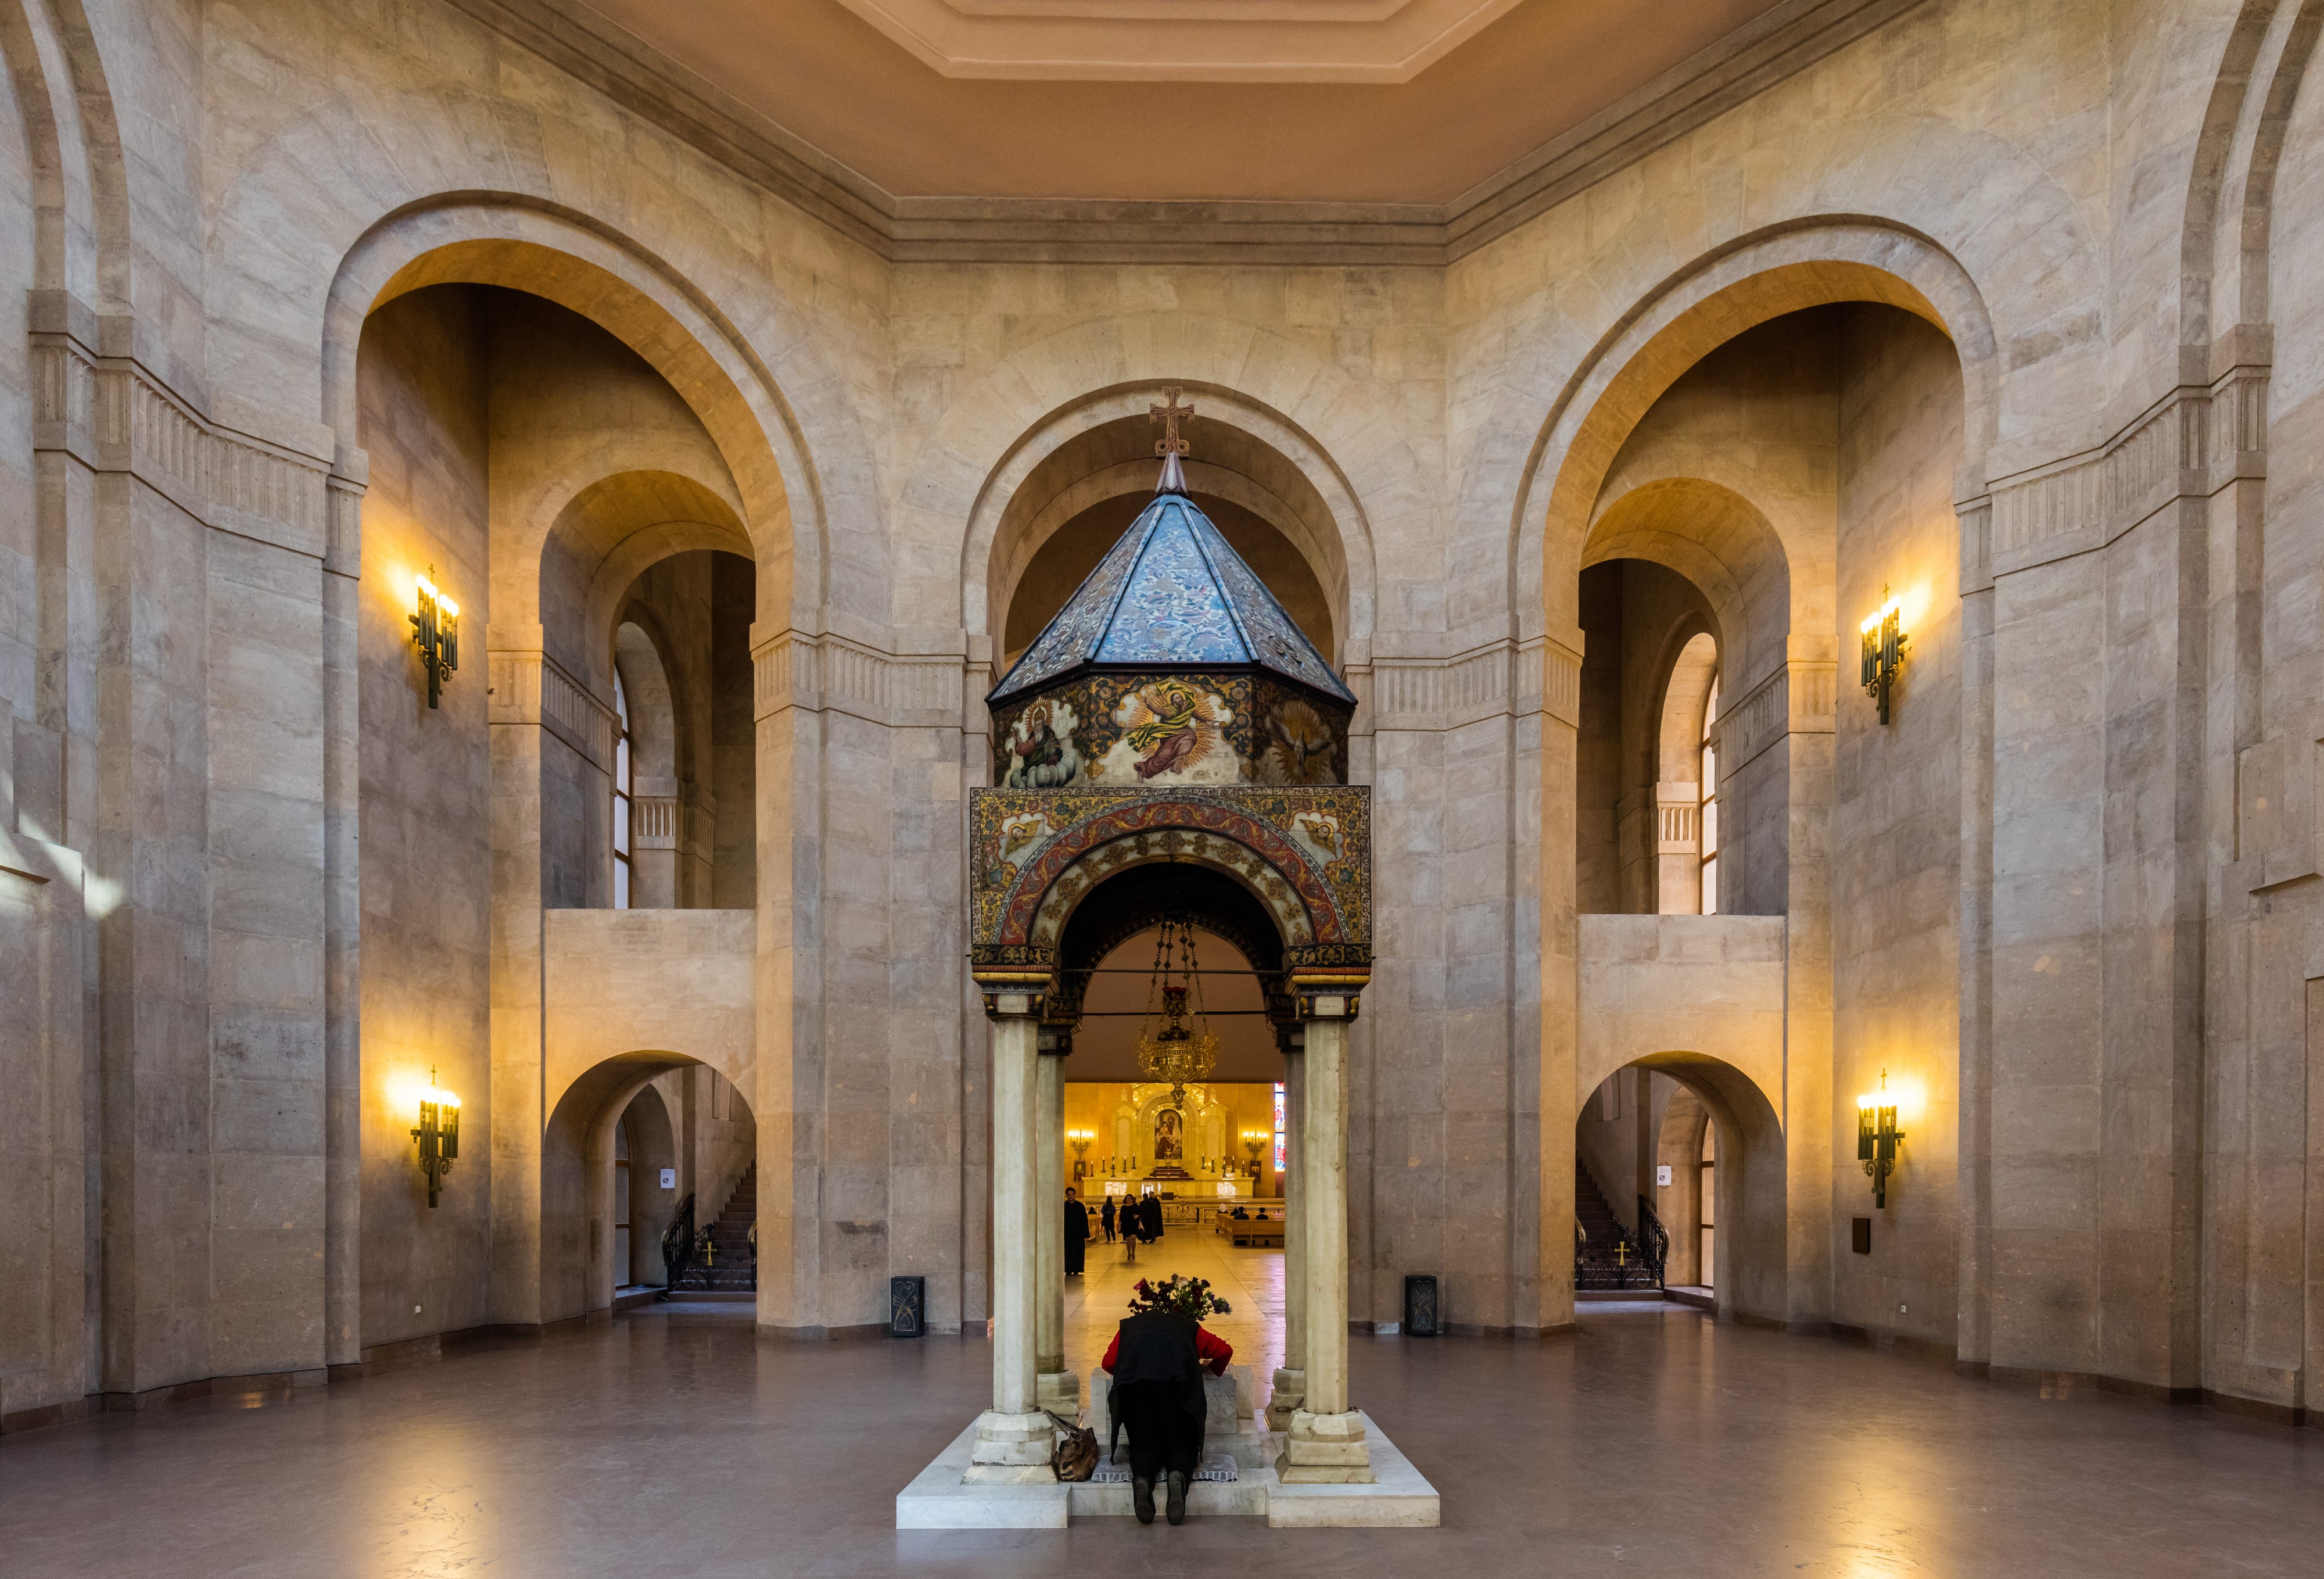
left=969, top=786, right=1373, bottom=1007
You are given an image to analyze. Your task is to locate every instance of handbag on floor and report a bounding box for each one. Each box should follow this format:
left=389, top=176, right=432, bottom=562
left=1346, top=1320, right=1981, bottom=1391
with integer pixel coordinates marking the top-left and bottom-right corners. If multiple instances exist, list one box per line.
left=1045, top=1409, right=1099, bottom=1481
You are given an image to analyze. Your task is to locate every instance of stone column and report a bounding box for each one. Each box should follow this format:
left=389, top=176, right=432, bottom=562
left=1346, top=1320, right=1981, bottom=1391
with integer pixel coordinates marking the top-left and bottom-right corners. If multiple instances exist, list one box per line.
left=1035, top=1047, right=1079, bottom=1417
left=1281, top=1011, right=1371, bottom=1481
left=1268, top=1033, right=1306, bottom=1430
left=967, top=1008, right=1055, bottom=1482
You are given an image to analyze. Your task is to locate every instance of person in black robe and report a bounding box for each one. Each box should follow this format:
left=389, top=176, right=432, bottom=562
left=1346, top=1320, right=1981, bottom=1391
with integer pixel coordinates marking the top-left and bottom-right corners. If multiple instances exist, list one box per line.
left=1064, top=1187, right=1089, bottom=1276
left=1103, top=1306, right=1231, bottom=1524
left=1139, top=1192, right=1165, bottom=1243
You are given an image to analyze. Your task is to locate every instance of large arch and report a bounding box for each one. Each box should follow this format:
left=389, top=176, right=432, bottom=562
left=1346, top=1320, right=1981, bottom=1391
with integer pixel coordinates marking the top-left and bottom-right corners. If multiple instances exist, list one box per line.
left=1588, top=1051, right=1788, bottom=1324
left=899, top=312, right=1393, bottom=662
left=1507, top=222, right=2003, bottom=647
left=962, top=381, right=1377, bottom=665
left=542, top=1050, right=757, bottom=1322
left=1582, top=477, right=1789, bottom=696
left=318, top=200, right=826, bottom=627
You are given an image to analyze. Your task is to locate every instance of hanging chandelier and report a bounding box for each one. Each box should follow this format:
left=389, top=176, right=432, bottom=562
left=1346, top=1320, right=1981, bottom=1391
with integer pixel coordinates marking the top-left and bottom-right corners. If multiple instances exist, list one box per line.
left=1135, top=919, right=1218, bottom=1109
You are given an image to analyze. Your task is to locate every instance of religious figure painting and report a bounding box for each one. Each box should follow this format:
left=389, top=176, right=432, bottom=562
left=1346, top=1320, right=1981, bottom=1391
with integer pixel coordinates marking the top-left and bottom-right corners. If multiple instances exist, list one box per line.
left=1256, top=696, right=1337, bottom=785
left=1093, top=679, right=1238, bottom=785
left=1155, top=1109, right=1184, bottom=1161
left=1002, top=697, right=1085, bottom=788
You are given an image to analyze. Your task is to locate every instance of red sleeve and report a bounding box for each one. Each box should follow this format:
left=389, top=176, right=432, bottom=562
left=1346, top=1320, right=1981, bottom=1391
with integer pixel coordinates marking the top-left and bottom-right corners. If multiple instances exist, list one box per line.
left=1196, top=1326, right=1233, bottom=1374
left=1102, top=1331, right=1121, bottom=1373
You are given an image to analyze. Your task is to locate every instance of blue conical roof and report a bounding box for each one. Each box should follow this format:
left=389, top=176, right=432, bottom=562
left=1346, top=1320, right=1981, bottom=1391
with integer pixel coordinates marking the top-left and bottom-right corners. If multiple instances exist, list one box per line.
left=989, top=485, right=1354, bottom=706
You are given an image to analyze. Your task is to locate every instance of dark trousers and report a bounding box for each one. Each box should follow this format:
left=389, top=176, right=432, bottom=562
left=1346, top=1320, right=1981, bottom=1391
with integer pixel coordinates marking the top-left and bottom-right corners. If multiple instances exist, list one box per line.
left=1113, top=1381, right=1203, bottom=1481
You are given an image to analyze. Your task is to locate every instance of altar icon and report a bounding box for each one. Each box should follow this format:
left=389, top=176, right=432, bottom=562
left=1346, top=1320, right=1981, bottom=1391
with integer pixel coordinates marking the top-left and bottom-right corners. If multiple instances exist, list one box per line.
left=1154, top=1108, right=1183, bottom=1161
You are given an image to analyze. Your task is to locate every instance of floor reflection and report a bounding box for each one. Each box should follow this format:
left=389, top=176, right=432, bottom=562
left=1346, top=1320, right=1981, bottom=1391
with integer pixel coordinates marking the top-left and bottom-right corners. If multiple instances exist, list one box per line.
left=1064, top=1230, right=1285, bottom=1384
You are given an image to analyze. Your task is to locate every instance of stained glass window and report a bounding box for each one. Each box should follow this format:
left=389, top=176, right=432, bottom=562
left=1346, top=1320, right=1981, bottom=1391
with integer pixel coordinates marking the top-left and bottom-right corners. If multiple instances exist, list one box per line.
left=1273, top=1081, right=1286, bottom=1172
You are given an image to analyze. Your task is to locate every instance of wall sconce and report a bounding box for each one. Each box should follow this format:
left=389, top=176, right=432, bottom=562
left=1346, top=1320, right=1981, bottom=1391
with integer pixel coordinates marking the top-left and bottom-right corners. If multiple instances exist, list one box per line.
left=410, top=567, right=460, bottom=709
left=1067, top=1127, right=1093, bottom=1181
left=1859, top=586, right=1907, bottom=725
left=1240, top=1128, right=1267, bottom=1177
left=411, top=1066, right=461, bottom=1207
left=1857, top=1068, right=1904, bottom=1208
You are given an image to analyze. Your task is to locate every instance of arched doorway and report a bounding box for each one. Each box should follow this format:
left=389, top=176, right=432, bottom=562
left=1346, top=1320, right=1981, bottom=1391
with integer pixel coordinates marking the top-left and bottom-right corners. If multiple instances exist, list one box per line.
left=1573, top=1051, right=1786, bottom=1320
left=540, top=1051, right=758, bottom=1320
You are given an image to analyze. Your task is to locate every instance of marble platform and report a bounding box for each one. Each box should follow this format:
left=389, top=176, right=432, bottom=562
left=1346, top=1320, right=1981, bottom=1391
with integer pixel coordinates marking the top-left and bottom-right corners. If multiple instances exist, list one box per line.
left=895, top=1408, right=1438, bottom=1528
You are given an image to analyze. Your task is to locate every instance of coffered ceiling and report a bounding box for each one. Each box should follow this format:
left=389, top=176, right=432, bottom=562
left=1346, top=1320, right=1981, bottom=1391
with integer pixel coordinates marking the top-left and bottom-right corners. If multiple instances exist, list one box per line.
left=577, top=0, right=1798, bottom=205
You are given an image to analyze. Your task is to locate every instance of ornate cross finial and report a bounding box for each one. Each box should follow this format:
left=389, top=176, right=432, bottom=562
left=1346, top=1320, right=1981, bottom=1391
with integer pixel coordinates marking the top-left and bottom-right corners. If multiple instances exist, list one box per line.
left=1151, top=386, right=1195, bottom=457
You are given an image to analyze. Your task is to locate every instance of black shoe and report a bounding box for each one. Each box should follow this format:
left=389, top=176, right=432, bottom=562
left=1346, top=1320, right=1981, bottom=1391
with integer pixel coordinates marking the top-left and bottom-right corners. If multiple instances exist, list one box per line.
left=1132, top=1477, right=1155, bottom=1524
left=1165, top=1471, right=1188, bottom=1525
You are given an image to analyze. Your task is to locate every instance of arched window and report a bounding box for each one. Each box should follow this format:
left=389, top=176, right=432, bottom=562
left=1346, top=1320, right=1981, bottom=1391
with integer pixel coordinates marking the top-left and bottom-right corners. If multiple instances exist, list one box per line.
left=1699, top=1119, right=1716, bottom=1289
left=1656, top=633, right=1719, bottom=914
left=1700, top=675, right=1720, bottom=915
left=612, top=669, right=633, bottom=909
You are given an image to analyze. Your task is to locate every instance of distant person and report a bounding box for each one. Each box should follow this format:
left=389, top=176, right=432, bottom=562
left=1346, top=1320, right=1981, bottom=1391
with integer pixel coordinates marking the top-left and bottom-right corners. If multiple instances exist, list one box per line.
left=1064, top=1187, right=1089, bottom=1277
left=1103, top=1274, right=1233, bottom=1526
left=1100, top=1194, right=1117, bottom=1244
left=1139, top=1191, right=1165, bottom=1244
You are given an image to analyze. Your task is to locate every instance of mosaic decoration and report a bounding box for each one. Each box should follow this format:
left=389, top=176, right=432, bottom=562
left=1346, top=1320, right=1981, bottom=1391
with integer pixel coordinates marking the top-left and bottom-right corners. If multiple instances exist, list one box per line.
left=993, top=506, right=1152, bottom=700
left=969, top=786, right=1372, bottom=973
left=1185, top=508, right=1351, bottom=702
left=976, top=475, right=1370, bottom=1014
left=1095, top=502, right=1248, bottom=665
left=989, top=490, right=1356, bottom=707
left=999, top=697, right=1085, bottom=788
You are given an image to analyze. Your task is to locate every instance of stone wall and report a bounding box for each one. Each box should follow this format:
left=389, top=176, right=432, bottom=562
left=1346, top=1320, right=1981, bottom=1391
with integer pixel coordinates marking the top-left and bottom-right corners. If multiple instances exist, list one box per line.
left=1831, top=305, right=1966, bottom=1349
left=356, top=287, right=497, bottom=1351
left=9, top=0, right=2324, bottom=1428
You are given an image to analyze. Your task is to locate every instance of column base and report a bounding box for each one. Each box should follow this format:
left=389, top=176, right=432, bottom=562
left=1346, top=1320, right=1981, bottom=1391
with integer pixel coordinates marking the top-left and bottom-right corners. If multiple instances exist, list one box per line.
left=963, top=1409, right=1057, bottom=1483
left=1035, top=1369, right=1081, bottom=1421
left=1265, top=1367, right=1306, bottom=1431
left=1275, top=1407, right=1374, bottom=1483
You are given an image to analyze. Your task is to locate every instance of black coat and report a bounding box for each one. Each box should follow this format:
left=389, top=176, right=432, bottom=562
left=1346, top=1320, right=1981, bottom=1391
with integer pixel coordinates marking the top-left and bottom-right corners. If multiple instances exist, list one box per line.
left=1065, top=1199, right=1090, bottom=1243
left=1107, top=1312, right=1206, bottom=1462
left=1140, top=1195, right=1165, bottom=1240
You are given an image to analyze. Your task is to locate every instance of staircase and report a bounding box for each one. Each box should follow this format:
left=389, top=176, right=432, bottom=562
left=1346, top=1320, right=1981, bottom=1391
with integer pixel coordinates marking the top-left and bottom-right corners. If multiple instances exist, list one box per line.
left=1573, top=1165, right=1657, bottom=1291
left=676, top=1165, right=757, bottom=1291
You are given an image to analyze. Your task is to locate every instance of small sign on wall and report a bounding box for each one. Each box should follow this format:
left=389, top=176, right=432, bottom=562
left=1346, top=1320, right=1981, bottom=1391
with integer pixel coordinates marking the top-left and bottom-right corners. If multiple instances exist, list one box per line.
left=659, top=1169, right=676, bottom=1190
left=1656, top=1165, right=1672, bottom=1187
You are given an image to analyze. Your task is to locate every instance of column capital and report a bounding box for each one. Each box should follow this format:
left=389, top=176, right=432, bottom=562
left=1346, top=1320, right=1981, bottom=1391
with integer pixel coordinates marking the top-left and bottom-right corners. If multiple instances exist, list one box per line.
left=972, top=943, right=1056, bottom=1020
left=1285, top=944, right=1368, bottom=1019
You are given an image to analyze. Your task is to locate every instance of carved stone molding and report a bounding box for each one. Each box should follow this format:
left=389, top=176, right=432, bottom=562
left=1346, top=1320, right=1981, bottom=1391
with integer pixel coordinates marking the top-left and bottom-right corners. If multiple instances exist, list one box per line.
left=753, top=632, right=966, bottom=726
left=489, top=642, right=619, bottom=771
left=1989, top=357, right=2269, bottom=579
left=1368, top=643, right=1516, bottom=732
left=31, top=312, right=333, bottom=562
left=1715, top=660, right=1834, bottom=772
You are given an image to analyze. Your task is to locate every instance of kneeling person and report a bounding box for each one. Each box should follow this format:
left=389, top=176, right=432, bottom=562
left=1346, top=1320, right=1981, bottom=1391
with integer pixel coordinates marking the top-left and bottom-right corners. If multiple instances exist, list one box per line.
left=1103, top=1275, right=1233, bottom=1526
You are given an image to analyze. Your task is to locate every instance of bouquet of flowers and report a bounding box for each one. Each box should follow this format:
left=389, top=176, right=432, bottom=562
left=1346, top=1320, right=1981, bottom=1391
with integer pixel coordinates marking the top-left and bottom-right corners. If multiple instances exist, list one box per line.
left=1127, top=1273, right=1231, bottom=1319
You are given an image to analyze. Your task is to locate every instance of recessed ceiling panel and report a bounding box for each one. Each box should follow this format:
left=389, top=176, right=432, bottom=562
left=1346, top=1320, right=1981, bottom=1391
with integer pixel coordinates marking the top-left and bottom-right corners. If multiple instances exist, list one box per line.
left=833, top=0, right=1525, bottom=81
left=578, top=0, right=1795, bottom=205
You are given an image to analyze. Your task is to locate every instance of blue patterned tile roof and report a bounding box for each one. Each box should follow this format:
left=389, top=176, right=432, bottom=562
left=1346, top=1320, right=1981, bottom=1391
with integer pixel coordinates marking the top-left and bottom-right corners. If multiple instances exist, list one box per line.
left=990, top=488, right=1355, bottom=706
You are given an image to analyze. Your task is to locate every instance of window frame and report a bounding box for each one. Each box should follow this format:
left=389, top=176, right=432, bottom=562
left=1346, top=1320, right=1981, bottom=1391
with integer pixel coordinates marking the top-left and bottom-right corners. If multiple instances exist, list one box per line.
left=612, top=668, right=634, bottom=909
left=1699, top=673, right=1720, bottom=916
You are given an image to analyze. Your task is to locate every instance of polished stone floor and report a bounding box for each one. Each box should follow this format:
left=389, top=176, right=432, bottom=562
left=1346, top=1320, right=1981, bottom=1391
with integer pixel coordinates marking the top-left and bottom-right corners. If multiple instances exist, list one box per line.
left=6, top=1287, right=2324, bottom=1575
